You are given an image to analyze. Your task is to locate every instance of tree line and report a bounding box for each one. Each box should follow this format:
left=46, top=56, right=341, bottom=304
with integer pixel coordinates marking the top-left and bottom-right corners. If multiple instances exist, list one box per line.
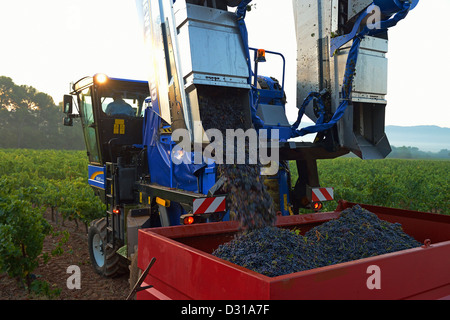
left=0, top=76, right=84, bottom=150
left=388, top=146, right=450, bottom=160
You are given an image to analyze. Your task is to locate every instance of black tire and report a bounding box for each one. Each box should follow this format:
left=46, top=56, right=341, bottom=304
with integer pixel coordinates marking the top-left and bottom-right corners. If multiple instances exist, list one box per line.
left=88, top=218, right=127, bottom=278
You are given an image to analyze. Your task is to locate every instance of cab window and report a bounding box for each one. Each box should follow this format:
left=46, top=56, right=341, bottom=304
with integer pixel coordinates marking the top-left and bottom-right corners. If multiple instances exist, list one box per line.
left=100, top=92, right=149, bottom=118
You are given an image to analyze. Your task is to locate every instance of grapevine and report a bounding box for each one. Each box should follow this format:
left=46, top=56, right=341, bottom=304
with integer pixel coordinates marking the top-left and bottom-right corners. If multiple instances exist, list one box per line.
left=0, top=149, right=103, bottom=295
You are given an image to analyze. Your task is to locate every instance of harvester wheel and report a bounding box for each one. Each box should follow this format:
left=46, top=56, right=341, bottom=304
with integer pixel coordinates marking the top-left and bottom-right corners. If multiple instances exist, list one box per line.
left=88, top=218, right=127, bottom=278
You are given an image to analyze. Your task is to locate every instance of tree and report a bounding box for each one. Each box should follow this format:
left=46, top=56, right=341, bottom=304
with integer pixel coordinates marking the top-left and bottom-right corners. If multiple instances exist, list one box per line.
left=0, top=76, right=85, bottom=150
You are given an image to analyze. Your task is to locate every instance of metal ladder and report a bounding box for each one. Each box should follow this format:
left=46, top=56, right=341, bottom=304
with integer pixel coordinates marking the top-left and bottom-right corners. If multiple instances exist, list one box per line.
left=105, top=162, right=116, bottom=249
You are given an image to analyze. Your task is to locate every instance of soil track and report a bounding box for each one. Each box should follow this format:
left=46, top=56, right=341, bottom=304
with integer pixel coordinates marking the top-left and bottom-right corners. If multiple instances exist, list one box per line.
left=0, top=210, right=129, bottom=300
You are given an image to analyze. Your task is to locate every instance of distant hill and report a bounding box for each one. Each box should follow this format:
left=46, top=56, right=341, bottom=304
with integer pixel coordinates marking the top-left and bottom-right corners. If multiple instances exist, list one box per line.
left=385, top=125, right=450, bottom=152
left=290, top=123, right=450, bottom=155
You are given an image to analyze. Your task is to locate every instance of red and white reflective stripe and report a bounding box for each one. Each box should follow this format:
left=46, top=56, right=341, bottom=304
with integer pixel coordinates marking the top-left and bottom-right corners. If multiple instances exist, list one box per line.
left=311, top=187, right=334, bottom=202
left=193, top=196, right=226, bottom=214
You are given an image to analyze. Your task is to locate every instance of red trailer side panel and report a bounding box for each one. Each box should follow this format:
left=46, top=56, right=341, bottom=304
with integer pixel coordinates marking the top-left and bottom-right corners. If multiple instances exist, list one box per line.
left=269, top=240, right=450, bottom=300
left=137, top=203, right=450, bottom=300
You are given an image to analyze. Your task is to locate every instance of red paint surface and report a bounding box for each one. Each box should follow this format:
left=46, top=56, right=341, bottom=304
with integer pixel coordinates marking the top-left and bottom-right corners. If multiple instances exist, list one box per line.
left=137, top=201, right=450, bottom=300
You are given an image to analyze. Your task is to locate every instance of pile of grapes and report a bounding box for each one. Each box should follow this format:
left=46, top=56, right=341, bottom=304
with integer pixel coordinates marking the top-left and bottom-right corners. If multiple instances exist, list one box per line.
left=212, top=205, right=422, bottom=277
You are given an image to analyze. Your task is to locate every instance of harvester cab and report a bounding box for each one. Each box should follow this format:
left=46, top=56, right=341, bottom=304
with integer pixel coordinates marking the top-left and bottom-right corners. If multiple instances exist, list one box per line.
left=63, top=74, right=150, bottom=165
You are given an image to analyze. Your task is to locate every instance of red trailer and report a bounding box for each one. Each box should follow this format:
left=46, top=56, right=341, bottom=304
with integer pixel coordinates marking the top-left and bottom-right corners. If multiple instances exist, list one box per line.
left=136, top=201, right=450, bottom=300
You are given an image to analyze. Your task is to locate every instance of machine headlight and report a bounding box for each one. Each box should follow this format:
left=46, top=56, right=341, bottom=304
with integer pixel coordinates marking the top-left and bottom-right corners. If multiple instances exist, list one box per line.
left=95, top=73, right=108, bottom=84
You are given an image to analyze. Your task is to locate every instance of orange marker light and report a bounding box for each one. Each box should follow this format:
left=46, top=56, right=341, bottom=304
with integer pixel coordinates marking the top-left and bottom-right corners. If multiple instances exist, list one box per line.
left=313, top=202, right=323, bottom=211
left=256, top=49, right=266, bottom=62
left=156, top=197, right=170, bottom=207
left=184, top=216, right=194, bottom=225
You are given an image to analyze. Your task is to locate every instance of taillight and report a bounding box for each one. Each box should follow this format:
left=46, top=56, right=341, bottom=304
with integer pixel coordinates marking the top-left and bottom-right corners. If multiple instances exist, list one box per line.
left=312, top=202, right=323, bottom=211
left=183, top=216, right=194, bottom=225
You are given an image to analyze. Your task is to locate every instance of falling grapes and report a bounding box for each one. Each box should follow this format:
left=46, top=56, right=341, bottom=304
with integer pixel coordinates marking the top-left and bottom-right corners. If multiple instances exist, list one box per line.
left=217, top=163, right=276, bottom=229
left=199, top=94, right=277, bottom=230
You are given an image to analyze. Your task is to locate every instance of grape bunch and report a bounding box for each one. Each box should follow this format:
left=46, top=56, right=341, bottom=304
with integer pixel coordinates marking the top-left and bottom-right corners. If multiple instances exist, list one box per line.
left=212, top=205, right=422, bottom=277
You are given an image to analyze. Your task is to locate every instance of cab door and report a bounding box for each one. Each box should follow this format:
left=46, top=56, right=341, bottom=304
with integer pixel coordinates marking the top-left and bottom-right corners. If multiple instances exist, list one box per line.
left=78, top=87, right=102, bottom=164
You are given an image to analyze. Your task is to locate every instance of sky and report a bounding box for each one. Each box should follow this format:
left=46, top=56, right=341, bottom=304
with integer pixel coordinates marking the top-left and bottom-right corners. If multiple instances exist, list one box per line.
left=0, top=0, right=449, bottom=128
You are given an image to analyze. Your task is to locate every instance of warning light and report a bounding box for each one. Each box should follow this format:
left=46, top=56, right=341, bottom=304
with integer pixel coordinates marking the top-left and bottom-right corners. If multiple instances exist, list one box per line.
left=113, top=208, right=120, bottom=214
left=95, top=73, right=108, bottom=84
left=183, top=216, right=194, bottom=225
left=256, top=49, right=266, bottom=62
left=312, top=202, right=323, bottom=211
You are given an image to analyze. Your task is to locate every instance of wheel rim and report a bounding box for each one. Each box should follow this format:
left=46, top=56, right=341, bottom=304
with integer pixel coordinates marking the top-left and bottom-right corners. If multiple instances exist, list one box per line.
left=92, top=233, right=105, bottom=267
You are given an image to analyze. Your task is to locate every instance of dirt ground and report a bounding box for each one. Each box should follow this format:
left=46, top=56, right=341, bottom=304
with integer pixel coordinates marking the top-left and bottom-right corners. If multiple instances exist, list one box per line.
left=0, top=210, right=130, bottom=300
